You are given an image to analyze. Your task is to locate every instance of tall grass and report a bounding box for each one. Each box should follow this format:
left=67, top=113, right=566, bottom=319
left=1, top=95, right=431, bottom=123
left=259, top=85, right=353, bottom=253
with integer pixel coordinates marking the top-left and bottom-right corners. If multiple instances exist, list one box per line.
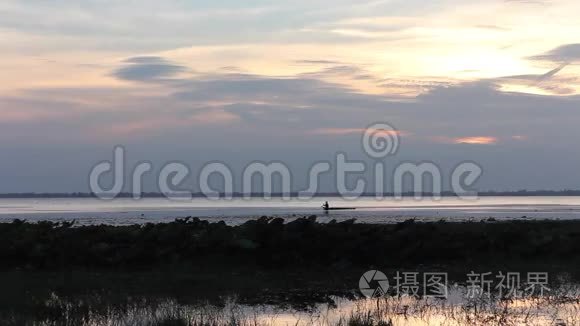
left=3, top=290, right=578, bottom=326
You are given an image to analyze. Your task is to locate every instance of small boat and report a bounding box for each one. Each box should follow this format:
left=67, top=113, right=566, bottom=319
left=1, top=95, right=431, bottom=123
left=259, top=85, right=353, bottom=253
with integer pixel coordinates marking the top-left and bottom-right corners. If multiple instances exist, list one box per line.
left=321, top=202, right=356, bottom=211
left=323, top=207, right=356, bottom=211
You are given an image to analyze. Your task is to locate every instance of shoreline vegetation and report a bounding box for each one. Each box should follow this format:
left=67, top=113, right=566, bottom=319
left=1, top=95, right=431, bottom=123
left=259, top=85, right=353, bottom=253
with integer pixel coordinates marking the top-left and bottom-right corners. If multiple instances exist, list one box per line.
left=3, top=293, right=579, bottom=326
left=2, top=217, right=580, bottom=272
left=1, top=217, right=579, bottom=325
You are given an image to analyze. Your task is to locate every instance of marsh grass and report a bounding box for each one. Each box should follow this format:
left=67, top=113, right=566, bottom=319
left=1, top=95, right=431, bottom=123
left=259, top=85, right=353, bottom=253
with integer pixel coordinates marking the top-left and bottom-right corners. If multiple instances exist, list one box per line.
left=1, top=218, right=580, bottom=325
left=2, top=289, right=578, bottom=326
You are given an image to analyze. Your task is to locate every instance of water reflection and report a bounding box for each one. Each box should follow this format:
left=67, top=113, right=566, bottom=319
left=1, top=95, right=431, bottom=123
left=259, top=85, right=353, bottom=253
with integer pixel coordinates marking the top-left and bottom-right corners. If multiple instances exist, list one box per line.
left=5, top=287, right=579, bottom=326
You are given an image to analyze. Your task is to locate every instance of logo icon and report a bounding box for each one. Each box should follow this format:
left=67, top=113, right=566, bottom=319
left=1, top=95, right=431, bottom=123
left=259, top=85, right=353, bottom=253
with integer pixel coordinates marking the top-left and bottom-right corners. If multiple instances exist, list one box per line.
left=362, top=122, right=400, bottom=158
left=359, top=270, right=390, bottom=298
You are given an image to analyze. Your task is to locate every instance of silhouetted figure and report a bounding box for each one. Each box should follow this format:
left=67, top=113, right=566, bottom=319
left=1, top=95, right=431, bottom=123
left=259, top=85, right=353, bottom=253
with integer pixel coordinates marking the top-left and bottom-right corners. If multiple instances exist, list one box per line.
left=322, top=201, right=330, bottom=210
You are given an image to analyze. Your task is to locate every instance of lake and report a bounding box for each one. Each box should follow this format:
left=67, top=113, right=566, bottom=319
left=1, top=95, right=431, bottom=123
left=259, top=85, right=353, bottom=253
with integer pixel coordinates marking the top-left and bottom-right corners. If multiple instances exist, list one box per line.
left=1, top=196, right=580, bottom=225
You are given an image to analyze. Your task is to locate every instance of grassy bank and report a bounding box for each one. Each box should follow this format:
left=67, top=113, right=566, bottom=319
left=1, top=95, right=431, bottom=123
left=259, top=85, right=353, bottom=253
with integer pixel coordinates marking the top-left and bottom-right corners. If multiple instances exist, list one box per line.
left=1, top=217, right=579, bottom=324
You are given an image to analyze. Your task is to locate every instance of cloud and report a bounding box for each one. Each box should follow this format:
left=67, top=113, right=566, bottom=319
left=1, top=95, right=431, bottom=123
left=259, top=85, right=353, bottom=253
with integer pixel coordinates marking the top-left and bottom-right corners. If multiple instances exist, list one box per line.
left=454, top=136, right=498, bottom=145
left=299, top=64, right=375, bottom=80
left=496, top=63, right=574, bottom=95
left=112, top=56, right=188, bottom=82
left=123, top=56, right=169, bottom=64
left=378, top=78, right=454, bottom=96
left=166, top=73, right=580, bottom=149
left=429, top=136, right=498, bottom=145
left=530, top=44, right=580, bottom=63
left=101, top=109, right=238, bottom=138
left=6, top=72, right=580, bottom=191
left=310, top=128, right=406, bottom=137
left=0, top=1, right=285, bottom=51
left=536, top=63, right=568, bottom=82
left=294, top=60, right=345, bottom=65
left=10, top=70, right=580, bottom=147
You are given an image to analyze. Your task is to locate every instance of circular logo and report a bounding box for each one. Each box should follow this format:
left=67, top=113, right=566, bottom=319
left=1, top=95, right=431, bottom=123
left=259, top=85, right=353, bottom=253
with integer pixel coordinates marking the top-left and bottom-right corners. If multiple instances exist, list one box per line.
left=362, top=122, right=400, bottom=158
left=359, top=270, right=389, bottom=298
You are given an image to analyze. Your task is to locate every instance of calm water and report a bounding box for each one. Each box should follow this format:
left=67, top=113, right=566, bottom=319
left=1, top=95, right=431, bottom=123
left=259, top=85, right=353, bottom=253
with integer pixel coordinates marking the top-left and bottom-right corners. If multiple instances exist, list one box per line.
left=1, top=196, right=580, bottom=225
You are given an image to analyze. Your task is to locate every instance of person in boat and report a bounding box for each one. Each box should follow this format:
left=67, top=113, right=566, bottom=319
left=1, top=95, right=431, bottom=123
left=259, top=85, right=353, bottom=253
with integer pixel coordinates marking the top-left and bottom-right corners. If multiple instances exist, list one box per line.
left=322, top=201, right=330, bottom=210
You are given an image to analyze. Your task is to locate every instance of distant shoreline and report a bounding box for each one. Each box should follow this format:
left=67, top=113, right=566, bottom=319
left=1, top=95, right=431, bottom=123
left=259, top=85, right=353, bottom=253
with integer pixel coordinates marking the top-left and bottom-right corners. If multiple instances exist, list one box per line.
left=3, top=190, right=580, bottom=198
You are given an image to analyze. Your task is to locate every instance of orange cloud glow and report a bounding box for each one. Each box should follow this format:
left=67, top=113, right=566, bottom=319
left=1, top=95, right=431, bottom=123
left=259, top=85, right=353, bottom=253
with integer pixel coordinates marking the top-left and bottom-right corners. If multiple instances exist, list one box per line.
left=454, top=136, right=498, bottom=145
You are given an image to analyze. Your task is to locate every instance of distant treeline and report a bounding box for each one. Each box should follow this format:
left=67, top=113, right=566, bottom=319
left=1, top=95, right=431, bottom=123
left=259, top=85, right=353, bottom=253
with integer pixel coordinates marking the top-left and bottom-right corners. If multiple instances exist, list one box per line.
left=2, top=190, right=580, bottom=198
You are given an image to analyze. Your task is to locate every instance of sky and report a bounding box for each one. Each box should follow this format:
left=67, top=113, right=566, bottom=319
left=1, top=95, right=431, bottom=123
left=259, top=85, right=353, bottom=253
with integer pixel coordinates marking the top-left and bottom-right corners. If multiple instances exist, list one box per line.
left=1, top=0, right=580, bottom=193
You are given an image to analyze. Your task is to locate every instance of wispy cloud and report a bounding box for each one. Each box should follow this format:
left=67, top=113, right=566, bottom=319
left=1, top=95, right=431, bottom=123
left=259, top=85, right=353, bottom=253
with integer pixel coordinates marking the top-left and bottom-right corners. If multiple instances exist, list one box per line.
left=454, top=136, right=498, bottom=145
left=530, top=44, right=580, bottom=63
left=497, top=63, right=574, bottom=95
left=310, top=128, right=406, bottom=137
left=294, top=60, right=345, bottom=65
left=112, top=56, right=189, bottom=82
left=536, top=63, right=568, bottom=82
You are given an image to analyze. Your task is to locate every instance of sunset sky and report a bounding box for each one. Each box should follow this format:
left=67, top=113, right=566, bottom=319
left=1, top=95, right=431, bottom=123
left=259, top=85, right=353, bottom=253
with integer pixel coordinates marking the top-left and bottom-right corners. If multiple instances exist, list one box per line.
left=1, top=0, right=580, bottom=192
